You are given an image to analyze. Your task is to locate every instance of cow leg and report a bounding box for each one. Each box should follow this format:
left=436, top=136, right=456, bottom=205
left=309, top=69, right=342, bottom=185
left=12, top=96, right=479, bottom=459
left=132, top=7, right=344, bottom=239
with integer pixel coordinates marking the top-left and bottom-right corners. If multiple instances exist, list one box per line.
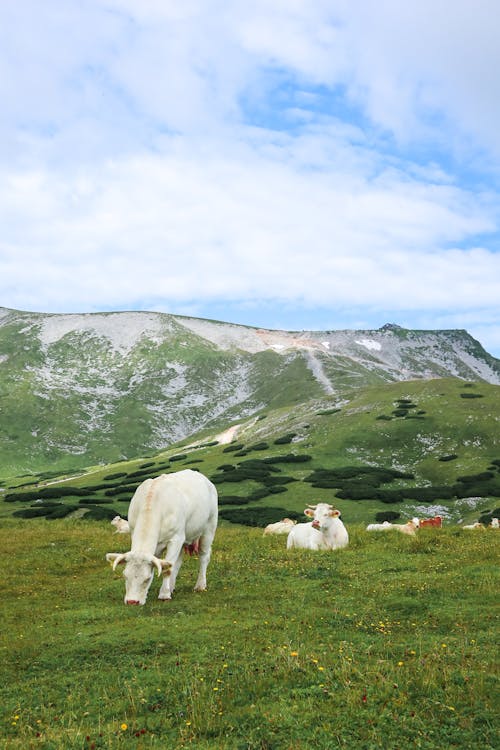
left=193, top=529, right=215, bottom=592
left=158, top=538, right=184, bottom=600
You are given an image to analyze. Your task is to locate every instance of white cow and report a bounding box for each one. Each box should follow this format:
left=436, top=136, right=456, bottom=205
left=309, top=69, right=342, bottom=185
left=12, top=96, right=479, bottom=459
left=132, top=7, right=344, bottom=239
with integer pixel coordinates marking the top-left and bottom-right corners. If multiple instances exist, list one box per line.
left=263, top=518, right=297, bottom=535
left=367, top=519, right=418, bottom=535
left=366, top=521, right=393, bottom=531
left=462, top=522, right=485, bottom=530
left=393, top=520, right=419, bottom=536
left=490, top=518, right=499, bottom=528
left=111, top=515, right=130, bottom=534
left=287, top=503, right=348, bottom=551
left=106, top=470, right=218, bottom=606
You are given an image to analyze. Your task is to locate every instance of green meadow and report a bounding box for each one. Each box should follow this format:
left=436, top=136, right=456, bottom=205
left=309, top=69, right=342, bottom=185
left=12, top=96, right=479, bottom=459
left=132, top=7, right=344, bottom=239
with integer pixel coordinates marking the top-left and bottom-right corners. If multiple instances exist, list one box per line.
left=2, top=519, right=498, bottom=749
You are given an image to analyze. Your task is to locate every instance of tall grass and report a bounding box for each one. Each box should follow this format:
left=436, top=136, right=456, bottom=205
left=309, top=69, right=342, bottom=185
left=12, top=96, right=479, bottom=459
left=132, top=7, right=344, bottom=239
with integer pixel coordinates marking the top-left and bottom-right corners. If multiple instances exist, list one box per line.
left=1, top=519, right=498, bottom=749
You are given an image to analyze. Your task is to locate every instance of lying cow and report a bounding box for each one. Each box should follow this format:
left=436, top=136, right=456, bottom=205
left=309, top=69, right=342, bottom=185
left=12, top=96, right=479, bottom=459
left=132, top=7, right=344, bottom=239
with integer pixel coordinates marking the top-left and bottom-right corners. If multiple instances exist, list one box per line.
left=367, top=519, right=418, bottom=535
left=393, top=520, right=419, bottom=536
left=419, top=516, right=442, bottom=528
left=106, top=470, right=218, bottom=605
left=491, top=518, right=499, bottom=528
left=366, top=521, right=393, bottom=531
left=111, top=515, right=130, bottom=534
left=263, top=518, right=297, bottom=536
left=287, top=503, right=348, bottom=550
left=461, top=522, right=485, bottom=530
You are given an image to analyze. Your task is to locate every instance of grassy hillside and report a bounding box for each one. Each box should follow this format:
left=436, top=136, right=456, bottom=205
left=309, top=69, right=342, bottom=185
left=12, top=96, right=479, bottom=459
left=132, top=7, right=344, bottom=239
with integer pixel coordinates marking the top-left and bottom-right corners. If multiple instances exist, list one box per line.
left=2, top=378, right=499, bottom=526
left=1, top=308, right=499, bottom=480
left=1, top=519, right=498, bottom=749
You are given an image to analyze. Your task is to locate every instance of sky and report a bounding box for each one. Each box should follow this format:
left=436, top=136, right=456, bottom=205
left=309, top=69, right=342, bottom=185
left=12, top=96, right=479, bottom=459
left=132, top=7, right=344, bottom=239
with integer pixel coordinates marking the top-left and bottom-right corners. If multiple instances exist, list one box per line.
left=1, top=0, right=500, bottom=356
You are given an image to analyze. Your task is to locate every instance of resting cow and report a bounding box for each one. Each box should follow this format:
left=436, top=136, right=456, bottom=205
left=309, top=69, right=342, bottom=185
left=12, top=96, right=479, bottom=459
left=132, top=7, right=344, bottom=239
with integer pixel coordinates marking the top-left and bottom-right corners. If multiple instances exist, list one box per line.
left=462, top=522, right=485, bottom=530
left=106, top=470, right=218, bottom=605
left=111, top=515, right=130, bottom=534
left=263, top=518, right=297, bottom=535
left=287, top=503, right=348, bottom=550
left=419, top=516, right=442, bottom=528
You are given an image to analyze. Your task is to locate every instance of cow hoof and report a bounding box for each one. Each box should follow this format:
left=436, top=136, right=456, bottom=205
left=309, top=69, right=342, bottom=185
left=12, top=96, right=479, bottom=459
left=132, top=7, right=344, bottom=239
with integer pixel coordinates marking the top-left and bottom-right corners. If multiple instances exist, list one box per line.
left=194, top=586, right=207, bottom=592
left=158, top=596, right=172, bottom=601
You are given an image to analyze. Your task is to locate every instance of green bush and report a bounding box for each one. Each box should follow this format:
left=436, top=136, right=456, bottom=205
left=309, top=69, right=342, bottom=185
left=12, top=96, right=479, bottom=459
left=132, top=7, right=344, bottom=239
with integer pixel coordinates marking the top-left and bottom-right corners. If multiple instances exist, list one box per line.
left=375, top=511, right=401, bottom=522
left=219, top=506, right=302, bottom=527
left=273, top=433, right=297, bottom=445
left=222, top=443, right=244, bottom=453
left=438, top=454, right=458, bottom=462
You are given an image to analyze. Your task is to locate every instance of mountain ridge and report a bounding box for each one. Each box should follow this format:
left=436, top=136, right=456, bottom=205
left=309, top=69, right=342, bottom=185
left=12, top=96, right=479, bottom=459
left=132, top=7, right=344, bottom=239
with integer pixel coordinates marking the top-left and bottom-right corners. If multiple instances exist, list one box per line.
left=0, top=306, right=499, bottom=478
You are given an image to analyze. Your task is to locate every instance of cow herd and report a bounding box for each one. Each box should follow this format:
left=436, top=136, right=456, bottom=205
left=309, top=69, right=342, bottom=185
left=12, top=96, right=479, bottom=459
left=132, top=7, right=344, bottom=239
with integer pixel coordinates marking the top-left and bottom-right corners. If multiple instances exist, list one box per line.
left=105, top=469, right=498, bottom=606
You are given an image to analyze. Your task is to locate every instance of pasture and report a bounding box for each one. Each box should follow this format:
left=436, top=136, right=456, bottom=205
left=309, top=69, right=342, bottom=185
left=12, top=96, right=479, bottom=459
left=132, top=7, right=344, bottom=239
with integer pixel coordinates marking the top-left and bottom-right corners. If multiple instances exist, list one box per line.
left=2, top=519, right=498, bottom=749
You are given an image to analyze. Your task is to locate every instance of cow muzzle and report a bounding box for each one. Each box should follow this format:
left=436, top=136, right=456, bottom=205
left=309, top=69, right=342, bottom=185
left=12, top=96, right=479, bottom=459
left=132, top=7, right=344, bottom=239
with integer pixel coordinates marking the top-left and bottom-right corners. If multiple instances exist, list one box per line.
left=126, top=599, right=142, bottom=606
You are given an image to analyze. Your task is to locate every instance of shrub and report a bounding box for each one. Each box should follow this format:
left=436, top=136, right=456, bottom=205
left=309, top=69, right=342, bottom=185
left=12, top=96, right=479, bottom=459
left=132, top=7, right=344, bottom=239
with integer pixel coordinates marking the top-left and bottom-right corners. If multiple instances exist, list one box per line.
left=273, top=433, right=297, bottom=445
left=170, top=454, right=188, bottom=461
left=460, top=393, right=484, bottom=399
left=375, top=511, right=401, bottom=522
left=219, top=507, right=302, bottom=527
left=249, top=442, right=269, bottom=451
left=376, top=415, right=393, bottom=421
left=222, top=443, right=244, bottom=453
left=438, top=455, right=458, bottom=462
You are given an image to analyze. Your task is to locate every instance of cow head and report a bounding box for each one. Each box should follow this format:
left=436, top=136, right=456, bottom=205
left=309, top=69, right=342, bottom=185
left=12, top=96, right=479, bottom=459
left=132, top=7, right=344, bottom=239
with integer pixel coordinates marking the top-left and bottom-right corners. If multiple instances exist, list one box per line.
left=305, top=503, right=341, bottom=531
left=106, top=552, right=172, bottom=605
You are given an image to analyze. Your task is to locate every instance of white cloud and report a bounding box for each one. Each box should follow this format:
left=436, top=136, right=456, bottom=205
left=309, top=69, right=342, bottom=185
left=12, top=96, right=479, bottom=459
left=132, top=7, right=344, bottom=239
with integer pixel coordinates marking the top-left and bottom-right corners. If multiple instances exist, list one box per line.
left=0, top=0, right=499, bottom=356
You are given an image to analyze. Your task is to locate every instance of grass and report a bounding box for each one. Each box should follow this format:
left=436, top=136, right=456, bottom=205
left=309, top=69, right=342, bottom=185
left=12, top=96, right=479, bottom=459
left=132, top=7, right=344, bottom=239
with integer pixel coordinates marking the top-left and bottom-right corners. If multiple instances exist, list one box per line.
left=1, top=518, right=498, bottom=749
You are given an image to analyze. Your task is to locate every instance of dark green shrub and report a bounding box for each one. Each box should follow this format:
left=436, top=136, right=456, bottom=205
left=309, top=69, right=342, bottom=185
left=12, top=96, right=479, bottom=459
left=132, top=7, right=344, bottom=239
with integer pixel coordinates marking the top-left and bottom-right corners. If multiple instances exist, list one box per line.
left=249, top=442, right=269, bottom=451
left=438, top=455, right=458, bottom=462
left=170, top=454, right=187, bottom=461
left=261, top=476, right=295, bottom=486
left=392, top=409, right=409, bottom=417
left=219, top=506, right=302, bottom=527
left=139, top=462, right=155, bottom=469
left=376, top=415, right=393, bottom=421
left=375, top=511, right=401, bottom=522
left=460, top=393, right=483, bottom=399
left=82, top=507, right=118, bottom=521
left=222, top=443, right=244, bottom=453
left=316, top=408, right=341, bottom=415
left=104, top=484, right=139, bottom=496
left=218, top=495, right=253, bottom=506
left=13, top=507, right=55, bottom=518
left=273, top=433, right=297, bottom=445
left=78, top=498, right=113, bottom=505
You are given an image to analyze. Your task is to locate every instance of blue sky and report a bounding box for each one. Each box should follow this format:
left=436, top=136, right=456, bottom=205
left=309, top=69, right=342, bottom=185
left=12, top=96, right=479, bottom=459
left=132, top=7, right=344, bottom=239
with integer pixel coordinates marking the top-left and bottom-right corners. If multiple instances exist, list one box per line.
left=1, top=0, right=500, bottom=355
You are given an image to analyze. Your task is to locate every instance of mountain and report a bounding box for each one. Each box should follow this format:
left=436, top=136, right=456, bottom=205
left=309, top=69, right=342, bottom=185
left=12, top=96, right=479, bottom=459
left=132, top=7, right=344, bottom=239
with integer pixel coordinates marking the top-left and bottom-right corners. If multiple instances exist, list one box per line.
left=0, top=306, right=499, bottom=480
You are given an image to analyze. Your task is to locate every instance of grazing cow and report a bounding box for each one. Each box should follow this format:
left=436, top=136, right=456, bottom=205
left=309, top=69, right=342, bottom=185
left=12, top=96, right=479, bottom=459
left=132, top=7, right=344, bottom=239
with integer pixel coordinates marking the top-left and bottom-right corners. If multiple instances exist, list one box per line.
left=263, top=518, right=297, bottom=536
left=462, top=522, right=485, bottom=530
left=111, top=515, right=130, bottom=534
left=490, top=518, right=499, bottom=528
left=419, top=516, right=442, bottom=528
left=106, top=470, right=218, bottom=606
left=287, top=503, right=348, bottom=550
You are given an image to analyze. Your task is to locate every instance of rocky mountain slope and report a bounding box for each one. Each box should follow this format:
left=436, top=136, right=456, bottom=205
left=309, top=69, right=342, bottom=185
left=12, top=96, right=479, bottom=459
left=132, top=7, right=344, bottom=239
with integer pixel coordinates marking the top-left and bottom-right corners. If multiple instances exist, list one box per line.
left=0, top=306, right=499, bottom=478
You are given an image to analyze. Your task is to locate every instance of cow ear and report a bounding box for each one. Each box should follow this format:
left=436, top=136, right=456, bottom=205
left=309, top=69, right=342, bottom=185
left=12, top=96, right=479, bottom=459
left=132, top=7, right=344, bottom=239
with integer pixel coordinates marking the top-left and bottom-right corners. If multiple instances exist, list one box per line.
left=304, top=509, right=314, bottom=518
left=329, top=510, right=340, bottom=518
